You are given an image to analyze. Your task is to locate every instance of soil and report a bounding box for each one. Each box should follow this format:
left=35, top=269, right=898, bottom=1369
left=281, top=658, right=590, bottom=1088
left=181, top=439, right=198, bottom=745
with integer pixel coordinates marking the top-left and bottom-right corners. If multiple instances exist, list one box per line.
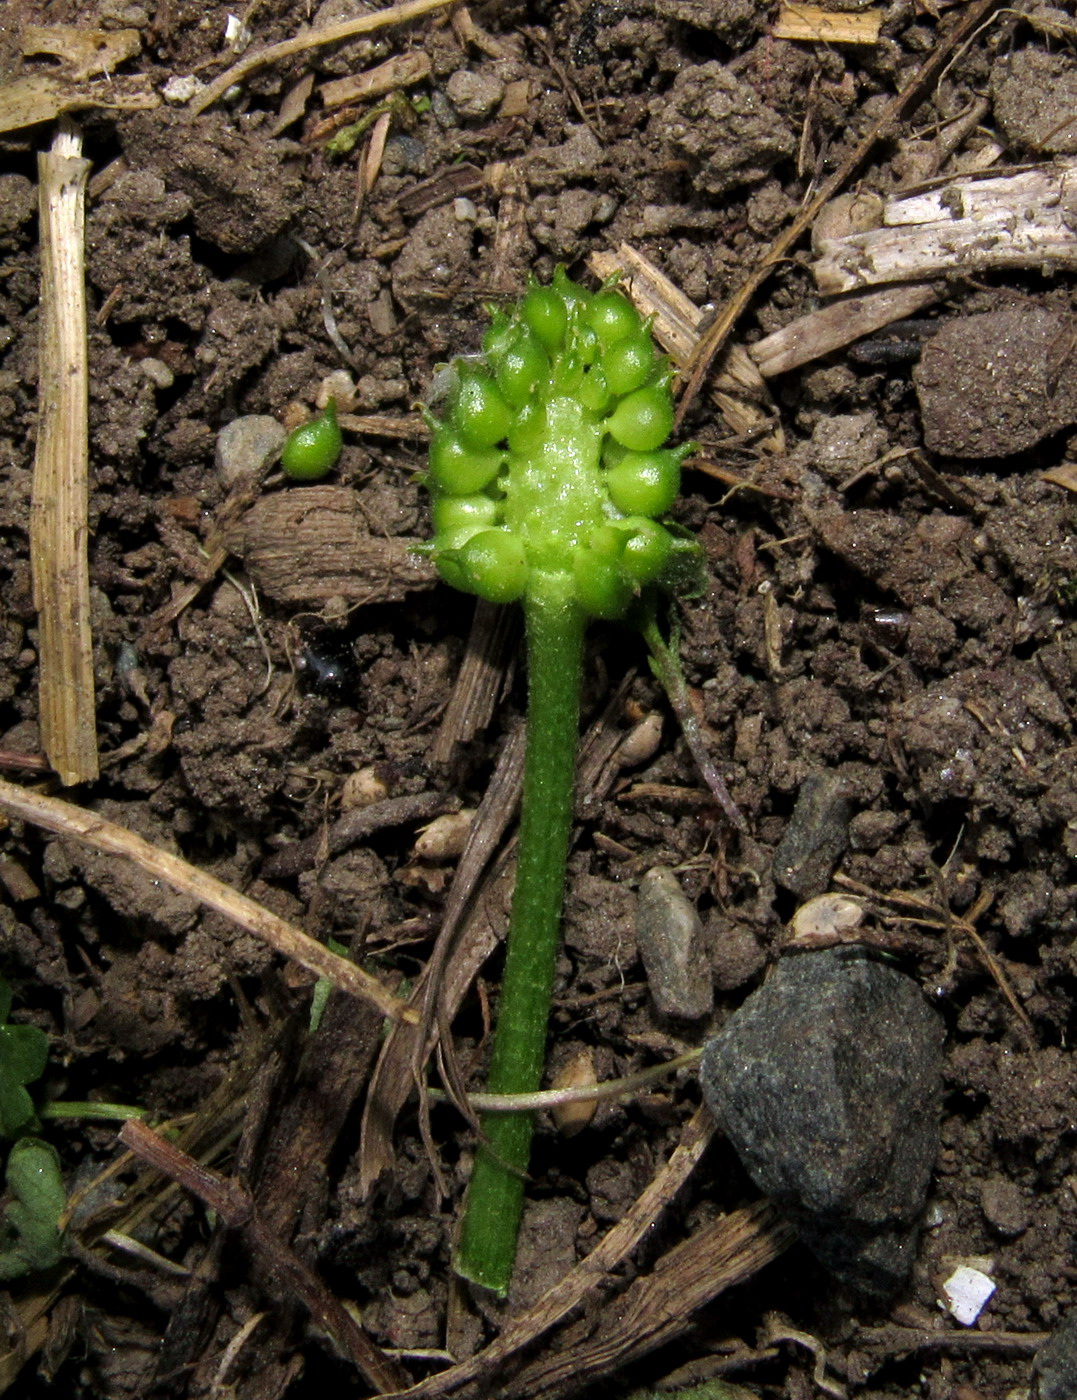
left=2, top=2, right=1077, bottom=1398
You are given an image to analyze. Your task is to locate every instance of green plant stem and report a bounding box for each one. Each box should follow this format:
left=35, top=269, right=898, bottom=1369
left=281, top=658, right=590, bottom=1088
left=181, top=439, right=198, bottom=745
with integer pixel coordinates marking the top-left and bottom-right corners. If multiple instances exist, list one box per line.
left=455, top=574, right=586, bottom=1294
left=40, top=1100, right=147, bottom=1123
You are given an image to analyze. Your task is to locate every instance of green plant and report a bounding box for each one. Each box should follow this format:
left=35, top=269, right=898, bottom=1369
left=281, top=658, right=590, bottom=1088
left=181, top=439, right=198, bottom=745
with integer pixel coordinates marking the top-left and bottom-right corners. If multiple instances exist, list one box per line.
left=0, top=980, right=64, bottom=1278
left=0, top=978, right=148, bottom=1280
left=424, top=269, right=700, bottom=1294
left=281, top=398, right=343, bottom=481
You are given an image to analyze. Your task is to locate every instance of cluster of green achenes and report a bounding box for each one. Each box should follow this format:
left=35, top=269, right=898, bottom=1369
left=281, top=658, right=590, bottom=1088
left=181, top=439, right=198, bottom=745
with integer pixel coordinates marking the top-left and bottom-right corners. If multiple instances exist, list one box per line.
left=425, top=268, right=695, bottom=620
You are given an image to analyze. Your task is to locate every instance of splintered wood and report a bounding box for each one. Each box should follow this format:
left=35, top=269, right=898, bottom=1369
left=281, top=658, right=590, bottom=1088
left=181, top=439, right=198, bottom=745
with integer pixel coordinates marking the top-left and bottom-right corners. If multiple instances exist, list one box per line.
left=813, top=160, right=1077, bottom=294
left=32, top=119, right=98, bottom=786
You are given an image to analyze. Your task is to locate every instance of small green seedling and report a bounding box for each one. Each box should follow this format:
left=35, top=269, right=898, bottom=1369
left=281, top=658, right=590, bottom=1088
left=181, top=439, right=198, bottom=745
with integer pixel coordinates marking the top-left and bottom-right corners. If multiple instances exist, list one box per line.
left=281, top=398, right=343, bottom=481
left=0, top=980, right=64, bottom=1278
left=0, top=978, right=148, bottom=1282
left=425, top=269, right=701, bottom=1294
left=0, top=1138, right=66, bottom=1280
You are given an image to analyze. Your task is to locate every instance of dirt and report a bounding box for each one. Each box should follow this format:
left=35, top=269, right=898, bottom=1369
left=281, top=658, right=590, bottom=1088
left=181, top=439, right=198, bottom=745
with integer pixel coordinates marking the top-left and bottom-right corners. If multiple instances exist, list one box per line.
left=2, top=2, right=1077, bottom=1398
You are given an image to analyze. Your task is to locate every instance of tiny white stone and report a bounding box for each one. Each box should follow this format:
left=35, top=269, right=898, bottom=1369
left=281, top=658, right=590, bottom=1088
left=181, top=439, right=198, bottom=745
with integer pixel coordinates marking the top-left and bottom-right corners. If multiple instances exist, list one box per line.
left=941, top=1265, right=996, bottom=1325
left=162, top=75, right=205, bottom=104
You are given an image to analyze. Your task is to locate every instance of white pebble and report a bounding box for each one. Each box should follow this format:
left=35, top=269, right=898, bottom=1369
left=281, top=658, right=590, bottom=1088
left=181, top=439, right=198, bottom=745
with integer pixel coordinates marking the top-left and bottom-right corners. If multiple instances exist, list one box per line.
left=941, top=1265, right=996, bottom=1325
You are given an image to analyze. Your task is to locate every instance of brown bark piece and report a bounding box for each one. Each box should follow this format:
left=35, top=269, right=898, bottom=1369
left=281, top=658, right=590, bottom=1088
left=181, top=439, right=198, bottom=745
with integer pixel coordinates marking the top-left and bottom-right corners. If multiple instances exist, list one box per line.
left=225, top=484, right=436, bottom=607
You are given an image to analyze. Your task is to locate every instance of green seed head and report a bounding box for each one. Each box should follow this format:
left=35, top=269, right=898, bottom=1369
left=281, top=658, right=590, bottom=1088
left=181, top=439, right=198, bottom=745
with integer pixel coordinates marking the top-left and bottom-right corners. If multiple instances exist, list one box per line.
left=425, top=271, right=699, bottom=617
left=281, top=398, right=344, bottom=481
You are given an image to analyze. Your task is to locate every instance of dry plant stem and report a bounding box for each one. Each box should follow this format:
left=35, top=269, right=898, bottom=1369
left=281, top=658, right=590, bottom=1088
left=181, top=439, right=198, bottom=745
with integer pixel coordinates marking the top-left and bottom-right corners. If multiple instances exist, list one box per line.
left=675, top=0, right=1005, bottom=423
left=432, top=1048, right=702, bottom=1113
left=189, top=0, right=459, bottom=114
left=118, top=1120, right=410, bottom=1394
left=32, top=118, right=98, bottom=786
left=0, top=776, right=415, bottom=1025
left=498, top=1202, right=797, bottom=1400
left=383, top=1108, right=717, bottom=1399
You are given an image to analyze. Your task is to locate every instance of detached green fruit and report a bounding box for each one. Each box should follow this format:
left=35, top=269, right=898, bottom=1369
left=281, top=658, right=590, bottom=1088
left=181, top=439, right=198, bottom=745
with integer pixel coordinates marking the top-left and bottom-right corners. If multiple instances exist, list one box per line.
left=281, top=398, right=343, bottom=481
left=425, top=270, right=699, bottom=1295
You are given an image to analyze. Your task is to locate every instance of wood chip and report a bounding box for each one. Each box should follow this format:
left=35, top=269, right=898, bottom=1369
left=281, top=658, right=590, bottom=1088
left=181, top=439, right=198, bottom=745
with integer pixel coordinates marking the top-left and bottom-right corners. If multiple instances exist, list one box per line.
left=224, top=484, right=436, bottom=606
left=773, top=4, right=883, bottom=44
left=320, top=51, right=432, bottom=109
left=813, top=160, right=1077, bottom=294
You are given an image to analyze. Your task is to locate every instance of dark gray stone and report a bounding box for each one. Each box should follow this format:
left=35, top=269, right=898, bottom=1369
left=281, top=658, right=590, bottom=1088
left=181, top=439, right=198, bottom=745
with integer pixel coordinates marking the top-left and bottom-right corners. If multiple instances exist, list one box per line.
left=1035, top=1311, right=1077, bottom=1400
left=701, top=946, right=944, bottom=1300
left=772, top=771, right=853, bottom=898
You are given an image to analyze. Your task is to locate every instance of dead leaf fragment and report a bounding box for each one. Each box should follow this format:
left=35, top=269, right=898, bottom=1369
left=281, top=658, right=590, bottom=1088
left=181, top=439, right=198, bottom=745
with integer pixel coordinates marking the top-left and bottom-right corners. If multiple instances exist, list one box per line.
left=0, top=74, right=157, bottom=136
left=1042, top=462, right=1077, bottom=494
left=22, top=25, right=141, bottom=81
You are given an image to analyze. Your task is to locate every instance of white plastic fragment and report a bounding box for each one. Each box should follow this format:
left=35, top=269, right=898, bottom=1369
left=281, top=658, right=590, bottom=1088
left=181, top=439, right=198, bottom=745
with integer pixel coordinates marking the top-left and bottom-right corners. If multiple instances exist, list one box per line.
left=941, top=1265, right=996, bottom=1325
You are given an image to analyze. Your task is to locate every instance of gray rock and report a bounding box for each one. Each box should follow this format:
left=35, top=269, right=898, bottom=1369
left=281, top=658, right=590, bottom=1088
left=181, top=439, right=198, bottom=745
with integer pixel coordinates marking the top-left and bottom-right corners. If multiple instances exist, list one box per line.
left=215, top=415, right=286, bottom=487
left=636, top=867, right=713, bottom=1022
left=772, top=770, right=853, bottom=898
left=701, top=946, right=944, bottom=1300
left=1035, top=1311, right=1077, bottom=1400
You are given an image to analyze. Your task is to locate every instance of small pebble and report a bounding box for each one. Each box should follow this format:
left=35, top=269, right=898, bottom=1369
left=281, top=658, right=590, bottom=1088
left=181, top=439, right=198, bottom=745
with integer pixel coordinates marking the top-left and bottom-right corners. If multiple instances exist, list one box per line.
left=772, top=770, right=853, bottom=898
left=138, top=357, right=174, bottom=390
left=162, top=74, right=205, bottom=104
left=550, top=1049, right=598, bottom=1137
left=215, top=415, right=287, bottom=487
left=636, top=867, right=713, bottom=1022
left=980, top=1175, right=1029, bottom=1238
left=445, top=68, right=505, bottom=119
left=413, top=809, right=474, bottom=861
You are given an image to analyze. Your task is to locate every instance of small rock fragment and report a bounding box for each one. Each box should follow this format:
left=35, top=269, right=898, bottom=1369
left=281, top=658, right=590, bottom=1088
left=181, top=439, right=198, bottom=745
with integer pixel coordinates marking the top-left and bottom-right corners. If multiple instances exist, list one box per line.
left=413, top=809, right=474, bottom=861
left=215, top=415, right=286, bottom=487
left=701, top=946, right=944, bottom=1300
left=941, top=1264, right=996, bottom=1326
left=788, top=892, right=865, bottom=947
left=636, top=867, right=713, bottom=1023
left=445, top=68, right=505, bottom=119
left=1035, top=1310, right=1077, bottom=1400
left=980, top=1175, right=1029, bottom=1238
left=550, top=1049, right=598, bottom=1137
left=913, top=306, right=1077, bottom=458
left=772, top=770, right=853, bottom=898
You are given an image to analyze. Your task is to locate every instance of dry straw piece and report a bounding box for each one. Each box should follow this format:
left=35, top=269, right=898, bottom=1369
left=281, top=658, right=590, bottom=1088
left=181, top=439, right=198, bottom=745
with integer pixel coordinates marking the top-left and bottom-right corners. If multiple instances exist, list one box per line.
left=32, top=117, right=98, bottom=786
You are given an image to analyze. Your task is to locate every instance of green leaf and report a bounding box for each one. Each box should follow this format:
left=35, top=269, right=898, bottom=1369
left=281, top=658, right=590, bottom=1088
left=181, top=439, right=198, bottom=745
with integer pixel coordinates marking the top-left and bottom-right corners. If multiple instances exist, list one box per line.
left=0, top=1137, right=66, bottom=1276
left=0, top=980, right=49, bottom=1139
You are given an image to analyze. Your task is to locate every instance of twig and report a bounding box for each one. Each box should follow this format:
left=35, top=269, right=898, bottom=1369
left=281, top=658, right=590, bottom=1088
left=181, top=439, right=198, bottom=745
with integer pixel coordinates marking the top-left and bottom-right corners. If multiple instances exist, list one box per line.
left=32, top=117, right=97, bottom=785
left=189, top=0, right=459, bottom=115
left=119, top=1120, right=410, bottom=1394
left=0, top=776, right=416, bottom=1025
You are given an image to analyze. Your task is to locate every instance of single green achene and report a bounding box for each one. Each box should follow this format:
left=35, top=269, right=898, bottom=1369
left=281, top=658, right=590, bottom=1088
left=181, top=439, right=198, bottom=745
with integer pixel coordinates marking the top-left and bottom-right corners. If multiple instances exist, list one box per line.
left=281, top=398, right=343, bottom=481
left=425, top=269, right=700, bottom=1294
